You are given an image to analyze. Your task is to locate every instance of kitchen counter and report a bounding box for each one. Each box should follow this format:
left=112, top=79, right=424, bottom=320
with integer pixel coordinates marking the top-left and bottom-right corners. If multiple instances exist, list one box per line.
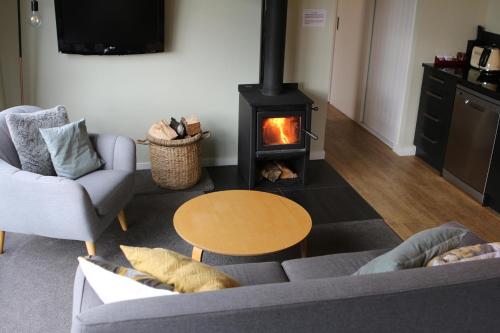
left=423, top=63, right=500, bottom=100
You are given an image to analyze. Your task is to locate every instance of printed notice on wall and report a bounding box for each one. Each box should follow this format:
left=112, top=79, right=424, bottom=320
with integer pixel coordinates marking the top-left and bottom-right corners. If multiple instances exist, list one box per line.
left=303, top=9, right=327, bottom=27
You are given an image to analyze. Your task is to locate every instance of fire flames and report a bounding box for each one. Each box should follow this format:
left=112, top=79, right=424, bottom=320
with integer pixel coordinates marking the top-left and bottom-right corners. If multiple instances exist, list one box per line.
left=262, top=116, right=300, bottom=146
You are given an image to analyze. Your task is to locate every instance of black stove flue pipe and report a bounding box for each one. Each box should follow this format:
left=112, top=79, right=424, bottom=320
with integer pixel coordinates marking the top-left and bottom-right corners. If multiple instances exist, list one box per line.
left=260, top=0, right=288, bottom=96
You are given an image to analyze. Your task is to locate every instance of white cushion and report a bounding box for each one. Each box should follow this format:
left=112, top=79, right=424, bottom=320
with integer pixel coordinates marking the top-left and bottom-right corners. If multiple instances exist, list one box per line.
left=77, top=257, right=178, bottom=304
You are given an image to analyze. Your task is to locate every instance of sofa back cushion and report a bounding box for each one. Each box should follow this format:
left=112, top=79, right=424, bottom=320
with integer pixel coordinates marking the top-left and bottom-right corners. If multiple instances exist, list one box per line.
left=0, top=105, right=41, bottom=168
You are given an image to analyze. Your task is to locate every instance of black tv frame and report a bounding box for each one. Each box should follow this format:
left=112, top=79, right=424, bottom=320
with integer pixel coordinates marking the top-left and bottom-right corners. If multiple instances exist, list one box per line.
left=54, top=0, right=165, bottom=55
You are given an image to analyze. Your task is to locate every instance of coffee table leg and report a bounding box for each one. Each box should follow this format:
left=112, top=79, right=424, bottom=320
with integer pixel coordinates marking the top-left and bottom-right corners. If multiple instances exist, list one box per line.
left=192, top=247, right=204, bottom=262
left=300, top=239, right=307, bottom=258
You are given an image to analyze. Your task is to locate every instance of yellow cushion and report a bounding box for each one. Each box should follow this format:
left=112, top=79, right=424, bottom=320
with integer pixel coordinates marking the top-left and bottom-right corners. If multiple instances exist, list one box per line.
left=120, top=245, right=240, bottom=293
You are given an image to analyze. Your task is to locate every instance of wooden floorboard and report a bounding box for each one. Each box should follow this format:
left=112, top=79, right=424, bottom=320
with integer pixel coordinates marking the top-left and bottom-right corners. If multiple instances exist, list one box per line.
left=324, top=104, right=500, bottom=241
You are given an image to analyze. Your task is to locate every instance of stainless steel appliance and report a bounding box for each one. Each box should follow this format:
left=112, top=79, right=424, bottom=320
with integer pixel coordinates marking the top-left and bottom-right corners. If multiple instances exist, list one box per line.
left=443, top=85, right=500, bottom=203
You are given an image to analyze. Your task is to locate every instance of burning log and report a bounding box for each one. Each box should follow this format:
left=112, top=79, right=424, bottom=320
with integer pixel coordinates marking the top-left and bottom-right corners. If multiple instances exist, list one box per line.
left=276, top=162, right=298, bottom=179
left=261, top=163, right=282, bottom=182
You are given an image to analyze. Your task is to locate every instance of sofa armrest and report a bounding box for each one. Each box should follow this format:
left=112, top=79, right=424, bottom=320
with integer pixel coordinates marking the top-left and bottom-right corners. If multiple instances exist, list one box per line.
left=0, top=160, right=99, bottom=241
left=89, top=134, right=136, bottom=173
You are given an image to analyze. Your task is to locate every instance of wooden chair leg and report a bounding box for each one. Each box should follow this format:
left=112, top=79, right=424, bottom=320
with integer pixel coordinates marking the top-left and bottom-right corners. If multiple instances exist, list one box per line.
left=0, top=231, right=5, bottom=255
left=117, top=209, right=128, bottom=231
left=85, top=241, right=96, bottom=256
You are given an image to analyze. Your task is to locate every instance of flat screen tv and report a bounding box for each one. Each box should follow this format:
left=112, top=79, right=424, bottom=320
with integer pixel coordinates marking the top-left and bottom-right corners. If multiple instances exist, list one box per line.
left=54, top=0, right=164, bottom=55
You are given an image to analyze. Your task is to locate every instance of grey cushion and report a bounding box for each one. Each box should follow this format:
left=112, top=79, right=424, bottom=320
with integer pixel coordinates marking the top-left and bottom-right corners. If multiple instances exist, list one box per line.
left=355, top=225, right=469, bottom=275
left=282, top=249, right=389, bottom=281
left=216, top=262, right=289, bottom=286
left=442, top=221, right=486, bottom=246
left=40, top=119, right=102, bottom=179
left=5, top=105, right=69, bottom=175
left=76, top=170, right=134, bottom=216
left=0, top=105, right=42, bottom=167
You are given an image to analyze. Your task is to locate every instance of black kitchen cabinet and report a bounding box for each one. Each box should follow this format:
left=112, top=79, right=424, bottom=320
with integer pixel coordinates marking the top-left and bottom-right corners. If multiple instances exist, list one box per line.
left=414, top=65, right=458, bottom=172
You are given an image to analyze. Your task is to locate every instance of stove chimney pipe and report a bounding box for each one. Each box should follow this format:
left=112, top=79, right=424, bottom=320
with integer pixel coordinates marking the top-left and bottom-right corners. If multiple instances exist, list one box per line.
left=260, top=0, right=288, bottom=96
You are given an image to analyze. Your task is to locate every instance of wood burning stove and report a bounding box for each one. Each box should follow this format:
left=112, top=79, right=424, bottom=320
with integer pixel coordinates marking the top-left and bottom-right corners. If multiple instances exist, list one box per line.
left=238, top=83, right=316, bottom=188
left=238, top=0, right=318, bottom=188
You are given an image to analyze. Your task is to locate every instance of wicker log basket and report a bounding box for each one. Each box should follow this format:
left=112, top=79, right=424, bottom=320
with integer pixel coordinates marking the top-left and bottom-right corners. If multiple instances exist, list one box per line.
left=140, top=131, right=210, bottom=190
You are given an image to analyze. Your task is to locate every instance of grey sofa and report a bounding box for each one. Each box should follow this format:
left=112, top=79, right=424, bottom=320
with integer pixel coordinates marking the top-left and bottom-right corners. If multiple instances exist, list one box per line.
left=0, top=105, right=136, bottom=256
left=72, top=222, right=500, bottom=333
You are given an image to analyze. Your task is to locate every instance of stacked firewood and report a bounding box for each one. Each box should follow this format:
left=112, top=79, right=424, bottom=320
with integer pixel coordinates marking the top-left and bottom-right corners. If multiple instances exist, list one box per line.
left=261, top=162, right=298, bottom=182
left=148, top=116, right=202, bottom=141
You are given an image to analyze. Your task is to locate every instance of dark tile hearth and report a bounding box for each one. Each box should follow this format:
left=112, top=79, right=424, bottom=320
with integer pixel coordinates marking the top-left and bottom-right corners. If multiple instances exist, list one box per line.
left=280, top=187, right=379, bottom=225
left=207, top=160, right=380, bottom=224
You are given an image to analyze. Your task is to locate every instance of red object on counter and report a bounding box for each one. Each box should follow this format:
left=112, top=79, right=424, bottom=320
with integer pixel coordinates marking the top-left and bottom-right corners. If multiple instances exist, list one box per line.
left=434, top=52, right=467, bottom=68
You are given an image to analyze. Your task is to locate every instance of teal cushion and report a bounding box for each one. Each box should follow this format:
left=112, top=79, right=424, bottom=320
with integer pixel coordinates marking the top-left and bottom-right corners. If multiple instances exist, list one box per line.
left=354, top=226, right=469, bottom=275
left=39, top=119, right=102, bottom=179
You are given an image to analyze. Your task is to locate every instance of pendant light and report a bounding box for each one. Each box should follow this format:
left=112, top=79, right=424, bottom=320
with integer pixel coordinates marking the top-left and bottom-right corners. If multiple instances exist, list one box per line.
left=29, top=0, right=41, bottom=27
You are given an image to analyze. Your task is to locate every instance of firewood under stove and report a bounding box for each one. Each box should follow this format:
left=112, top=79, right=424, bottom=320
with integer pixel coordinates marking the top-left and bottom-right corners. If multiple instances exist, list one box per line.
left=261, top=162, right=298, bottom=182
left=276, top=162, right=298, bottom=179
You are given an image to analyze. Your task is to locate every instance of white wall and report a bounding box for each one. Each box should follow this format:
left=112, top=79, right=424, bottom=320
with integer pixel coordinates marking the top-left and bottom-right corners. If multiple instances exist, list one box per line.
left=6, top=0, right=335, bottom=165
left=285, top=0, right=335, bottom=160
left=396, top=0, right=490, bottom=152
left=329, top=0, right=374, bottom=122
left=485, top=0, right=500, bottom=34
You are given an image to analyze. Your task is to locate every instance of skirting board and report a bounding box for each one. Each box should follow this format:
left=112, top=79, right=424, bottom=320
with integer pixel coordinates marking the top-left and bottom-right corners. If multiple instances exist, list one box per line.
left=393, top=145, right=416, bottom=156
left=357, top=122, right=416, bottom=157
left=136, top=150, right=326, bottom=169
left=310, top=150, right=326, bottom=160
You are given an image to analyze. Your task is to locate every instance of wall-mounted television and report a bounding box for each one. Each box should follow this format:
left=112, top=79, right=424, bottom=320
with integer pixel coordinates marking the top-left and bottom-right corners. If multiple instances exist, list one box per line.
left=54, top=0, right=164, bottom=55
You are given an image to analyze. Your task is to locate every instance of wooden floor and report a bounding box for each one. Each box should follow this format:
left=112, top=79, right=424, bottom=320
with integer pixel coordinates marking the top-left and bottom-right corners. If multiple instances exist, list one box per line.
left=324, top=105, right=500, bottom=241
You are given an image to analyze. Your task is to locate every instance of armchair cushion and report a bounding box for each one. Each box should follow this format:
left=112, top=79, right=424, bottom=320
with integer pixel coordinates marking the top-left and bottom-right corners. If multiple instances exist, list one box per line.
left=40, top=119, right=102, bottom=179
left=5, top=105, right=69, bottom=175
left=76, top=170, right=134, bottom=216
left=0, top=105, right=42, bottom=167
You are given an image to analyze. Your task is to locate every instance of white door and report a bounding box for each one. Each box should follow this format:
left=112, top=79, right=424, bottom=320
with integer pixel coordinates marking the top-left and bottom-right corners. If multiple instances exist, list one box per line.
left=362, top=0, right=417, bottom=146
left=329, top=0, right=375, bottom=121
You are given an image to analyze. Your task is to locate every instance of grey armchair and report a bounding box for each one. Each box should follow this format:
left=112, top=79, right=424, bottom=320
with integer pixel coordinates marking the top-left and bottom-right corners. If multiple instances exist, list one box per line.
left=0, top=105, right=136, bottom=255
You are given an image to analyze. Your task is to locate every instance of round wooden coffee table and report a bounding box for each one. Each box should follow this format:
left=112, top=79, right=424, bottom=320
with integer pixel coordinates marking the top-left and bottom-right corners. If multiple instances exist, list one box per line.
left=173, top=190, right=312, bottom=262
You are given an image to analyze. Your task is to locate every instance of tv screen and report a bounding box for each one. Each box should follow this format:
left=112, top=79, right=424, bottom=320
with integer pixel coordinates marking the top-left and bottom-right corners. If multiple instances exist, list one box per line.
left=54, top=0, right=164, bottom=55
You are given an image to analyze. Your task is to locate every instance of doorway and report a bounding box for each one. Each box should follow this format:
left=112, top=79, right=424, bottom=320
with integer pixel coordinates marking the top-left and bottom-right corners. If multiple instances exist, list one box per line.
left=329, top=0, right=375, bottom=122
left=329, top=0, right=417, bottom=148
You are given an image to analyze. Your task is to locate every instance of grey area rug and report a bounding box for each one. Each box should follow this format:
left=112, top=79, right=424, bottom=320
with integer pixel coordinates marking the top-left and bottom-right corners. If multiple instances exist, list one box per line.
left=0, top=178, right=400, bottom=333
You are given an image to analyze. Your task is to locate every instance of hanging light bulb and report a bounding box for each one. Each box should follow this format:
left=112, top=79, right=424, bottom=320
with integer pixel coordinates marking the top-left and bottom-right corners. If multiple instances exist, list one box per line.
left=29, top=0, right=41, bottom=27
